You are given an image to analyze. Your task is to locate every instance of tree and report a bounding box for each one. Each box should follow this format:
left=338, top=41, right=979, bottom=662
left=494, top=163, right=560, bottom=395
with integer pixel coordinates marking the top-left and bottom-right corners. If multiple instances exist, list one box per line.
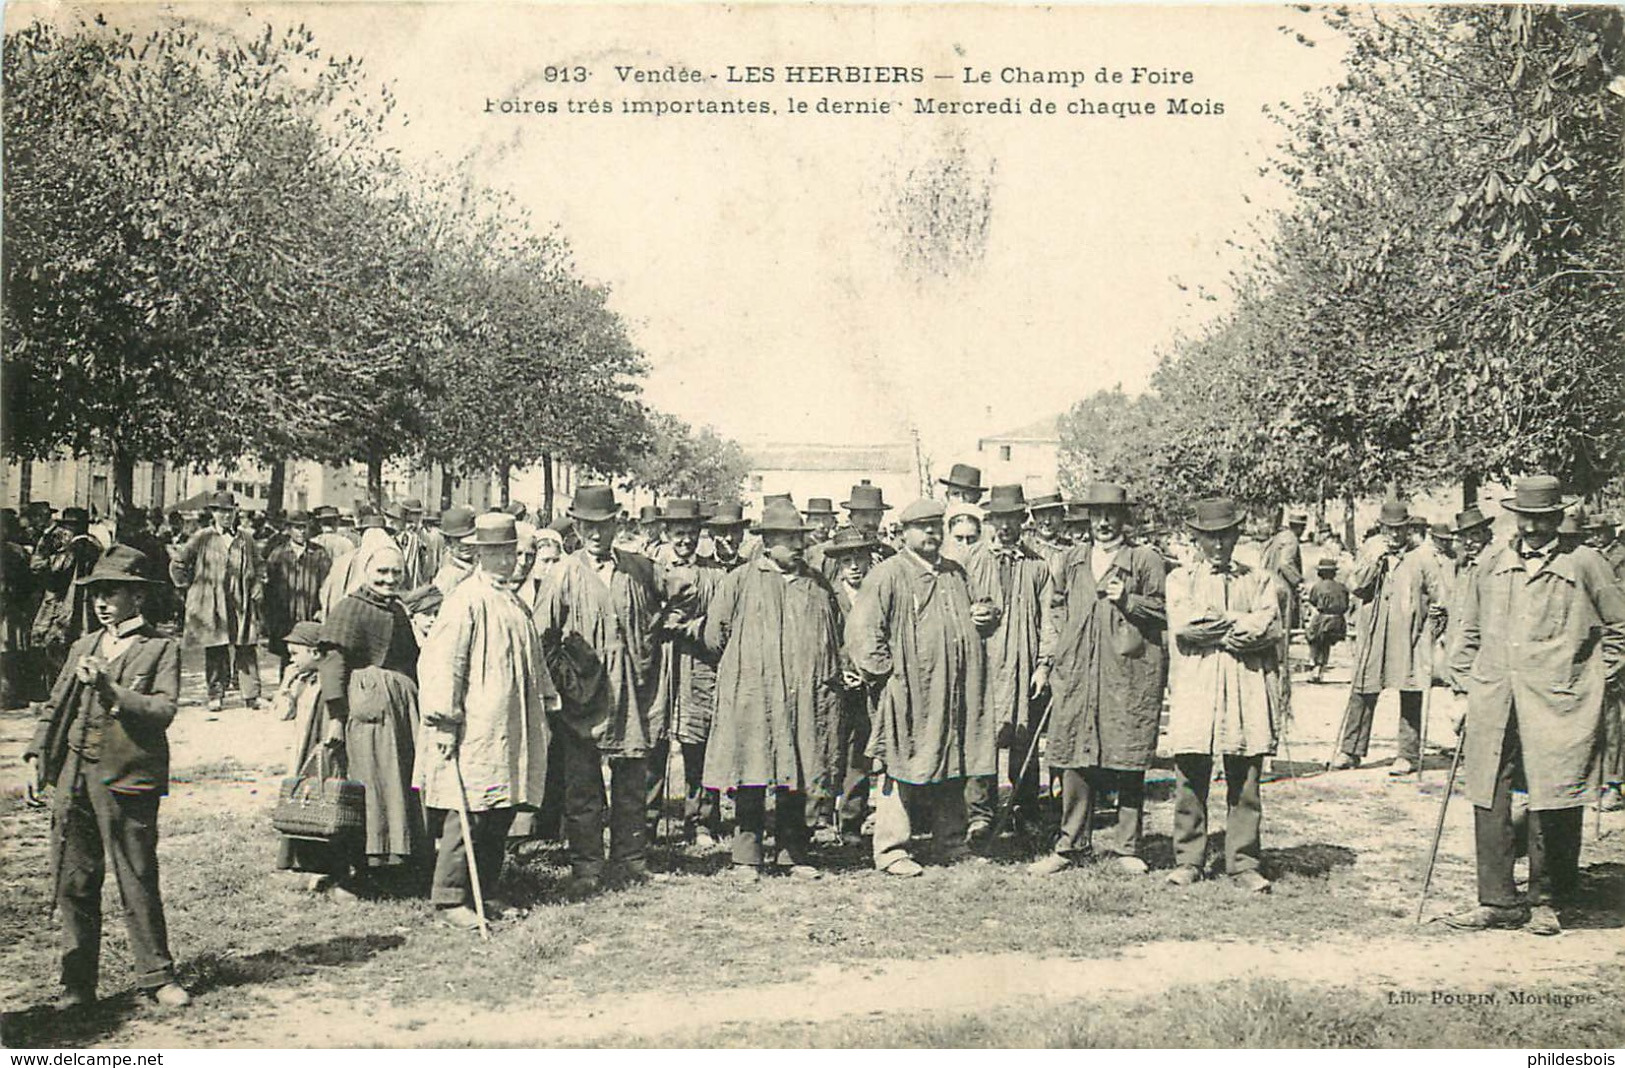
left=624, top=412, right=749, bottom=503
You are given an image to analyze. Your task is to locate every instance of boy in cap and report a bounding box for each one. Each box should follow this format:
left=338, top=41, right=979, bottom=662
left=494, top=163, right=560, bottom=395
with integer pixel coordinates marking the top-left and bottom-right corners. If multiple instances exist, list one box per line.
left=1164, top=498, right=1286, bottom=893
left=22, top=546, right=190, bottom=1009
left=1303, top=557, right=1349, bottom=683
left=846, top=498, right=997, bottom=875
left=822, top=526, right=883, bottom=843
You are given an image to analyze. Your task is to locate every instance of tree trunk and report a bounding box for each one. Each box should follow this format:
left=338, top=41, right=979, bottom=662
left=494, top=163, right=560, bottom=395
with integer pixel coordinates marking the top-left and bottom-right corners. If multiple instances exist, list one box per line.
left=111, top=445, right=135, bottom=527
left=541, top=452, right=555, bottom=523
left=440, top=467, right=454, bottom=512
left=1343, top=489, right=1358, bottom=550
left=498, top=463, right=511, bottom=506
left=18, top=458, right=32, bottom=506
left=1462, top=472, right=1480, bottom=511
left=366, top=450, right=383, bottom=508
left=267, top=458, right=287, bottom=517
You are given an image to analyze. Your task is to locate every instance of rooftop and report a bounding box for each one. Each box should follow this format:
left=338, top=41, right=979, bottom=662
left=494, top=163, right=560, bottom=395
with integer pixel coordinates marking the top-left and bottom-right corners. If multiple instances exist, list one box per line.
left=746, top=442, right=915, bottom=473
left=979, top=413, right=1062, bottom=447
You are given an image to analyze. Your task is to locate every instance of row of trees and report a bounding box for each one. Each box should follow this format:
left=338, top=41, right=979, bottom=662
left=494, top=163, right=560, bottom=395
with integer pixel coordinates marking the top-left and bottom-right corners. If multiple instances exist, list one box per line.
left=1060, top=6, right=1623, bottom=526
left=2, top=16, right=747, bottom=518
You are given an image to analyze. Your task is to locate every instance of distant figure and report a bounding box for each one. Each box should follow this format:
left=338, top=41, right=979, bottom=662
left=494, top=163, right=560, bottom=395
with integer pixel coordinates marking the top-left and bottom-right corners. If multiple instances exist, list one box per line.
left=171, top=492, right=262, bottom=712
left=1303, top=557, right=1349, bottom=683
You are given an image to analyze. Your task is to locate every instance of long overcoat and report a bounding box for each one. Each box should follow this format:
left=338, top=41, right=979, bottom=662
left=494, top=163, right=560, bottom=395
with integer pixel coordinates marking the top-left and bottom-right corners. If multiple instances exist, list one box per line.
left=264, top=542, right=331, bottom=653
left=654, top=556, right=725, bottom=744
left=960, top=541, right=1055, bottom=732
left=534, top=548, right=663, bottom=757
left=1347, top=541, right=1439, bottom=693
left=1045, top=542, right=1166, bottom=769
left=701, top=558, right=843, bottom=795
left=1449, top=542, right=1625, bottom=811
left=1165, top=560, right=1283, bottom=757
left=29, top=529, right=102, bottom=647
left=845, top=549, right=993, bottom=784
left=171, top=528, right=260, bottom=647
left=417, top=571, right=556, bottom=812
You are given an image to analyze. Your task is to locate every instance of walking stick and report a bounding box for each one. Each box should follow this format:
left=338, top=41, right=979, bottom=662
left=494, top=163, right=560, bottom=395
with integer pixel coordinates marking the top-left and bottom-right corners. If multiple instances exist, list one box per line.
left=449, top=751, right=490, bottom=941
left=987, top=699, right=1055, bottom=847
left=1415, top=735, right=1465, bottom=925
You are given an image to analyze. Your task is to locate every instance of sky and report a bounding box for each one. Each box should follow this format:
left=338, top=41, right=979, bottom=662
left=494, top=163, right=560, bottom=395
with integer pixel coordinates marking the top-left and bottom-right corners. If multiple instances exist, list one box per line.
left=17, top=2, right=1352, bottom=466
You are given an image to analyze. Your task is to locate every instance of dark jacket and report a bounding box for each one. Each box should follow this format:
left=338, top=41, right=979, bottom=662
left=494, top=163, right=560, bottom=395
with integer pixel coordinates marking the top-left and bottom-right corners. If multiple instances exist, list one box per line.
left=26, top=623, right=181, bottom=794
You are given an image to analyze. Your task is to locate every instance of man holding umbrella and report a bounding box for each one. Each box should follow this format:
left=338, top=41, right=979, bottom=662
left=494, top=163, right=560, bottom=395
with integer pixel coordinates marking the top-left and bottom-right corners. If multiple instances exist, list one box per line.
left=1443, top=476, right=1625, bottom=936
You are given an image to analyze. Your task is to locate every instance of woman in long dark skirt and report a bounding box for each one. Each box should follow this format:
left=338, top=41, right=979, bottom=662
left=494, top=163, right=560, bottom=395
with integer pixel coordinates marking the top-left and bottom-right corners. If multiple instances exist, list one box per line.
left=319, top=544, right=428, bottom=897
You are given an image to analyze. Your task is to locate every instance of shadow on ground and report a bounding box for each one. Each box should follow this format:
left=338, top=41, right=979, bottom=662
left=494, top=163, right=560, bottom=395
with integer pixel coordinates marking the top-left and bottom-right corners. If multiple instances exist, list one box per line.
left=186, top=932, right=408, bottom=994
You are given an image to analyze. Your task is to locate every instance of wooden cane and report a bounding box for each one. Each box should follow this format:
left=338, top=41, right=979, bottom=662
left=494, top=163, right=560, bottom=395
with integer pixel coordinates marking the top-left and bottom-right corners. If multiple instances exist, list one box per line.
left=449, top=752, right=491, bottom=941
left=1415, top=735, right=1465, bottom=925
left=987, top=699, right=1054, bottom=848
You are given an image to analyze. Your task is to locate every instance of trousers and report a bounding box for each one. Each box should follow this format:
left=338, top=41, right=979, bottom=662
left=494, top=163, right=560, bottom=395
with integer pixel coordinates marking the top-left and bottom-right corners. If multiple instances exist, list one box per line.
left=54, top=758, right=177, bottom=992
left=964, top=701, right=1045, bottom=829
left=645, top=737, right=721, bottom=837
left=1052, top=767, right=1145, bottom=857
left=205, top=643, right=261, bottom=701
left=428, top=806, right=516, bottom=909
left=1172, top=753, right=1264, bottom=875
left=1340, top=689, right=1422, bottom=762
left=558, top=728, right=647, bottom=879
left=1474, top=712, right=1582, bottom=909
left=732, top=787, right=811, bottom=867
left=872, top=776, right=968, bottom=870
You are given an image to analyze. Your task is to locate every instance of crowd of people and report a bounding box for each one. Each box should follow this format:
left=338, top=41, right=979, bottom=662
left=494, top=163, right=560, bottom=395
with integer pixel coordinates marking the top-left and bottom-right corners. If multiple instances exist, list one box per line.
left=9, top=464, right=1625, bottom=1012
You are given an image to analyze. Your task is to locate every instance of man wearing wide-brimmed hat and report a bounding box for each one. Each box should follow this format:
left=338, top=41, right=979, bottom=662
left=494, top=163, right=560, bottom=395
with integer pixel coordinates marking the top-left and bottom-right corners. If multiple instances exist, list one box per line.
left=23, top=546, right=190, bottom=1009
left=171, top=491, right=264, bottom=712
left=802, top=497, right=840, bottom=544
left=646, top=499, right=726, bottom=849
left=821, top=525, right=884, bottom=843
left=1332, top=498, right=1443, bottom=774
left=29, top=505, right=104, bottom=699
left=393, top=498, right=443, bottom=590
left=700, top=499, right=843, bottom=880
left=1025, top=491, right=1071, bottom=565
left=310, top=505, right=354, bottom=564
left=534, top=484, right=666, bottom=895
left=958, top=485, right=1055, bottom=844
left=418, top=512, right=559, bottom=928
left=1034, top=483, right=1167, bottom=876
left=938, top=463, right=987, bottom=507
left=846, top=498, right=996, bottom=876
left=1163, top=498, right=1286, bottom=893
left=1260, top=511, right=1307, bottom=629
left=1443, top=475, right=1625, bottom=935
left=810, top=483, right=897, bottom=582
left=264, top=511, right=332, bottom=678
left=703, top=502, right=751, bottom=571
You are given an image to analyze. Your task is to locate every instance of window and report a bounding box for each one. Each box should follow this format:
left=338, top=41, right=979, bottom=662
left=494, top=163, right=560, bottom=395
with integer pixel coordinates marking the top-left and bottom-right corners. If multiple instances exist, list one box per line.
left=749, top=474, right=764, bottom=492
left=999, top=445, right=1012, bottom=462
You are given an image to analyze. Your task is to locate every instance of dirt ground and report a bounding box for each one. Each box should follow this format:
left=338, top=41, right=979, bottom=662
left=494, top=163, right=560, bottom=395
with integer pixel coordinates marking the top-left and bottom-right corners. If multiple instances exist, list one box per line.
left=1, top=639, right=1622, bottom=1049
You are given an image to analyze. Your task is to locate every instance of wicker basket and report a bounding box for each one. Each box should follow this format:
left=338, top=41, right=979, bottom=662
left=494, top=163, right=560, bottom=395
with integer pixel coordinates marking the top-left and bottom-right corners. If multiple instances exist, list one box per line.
left=272, top=748, right=365, bottom=842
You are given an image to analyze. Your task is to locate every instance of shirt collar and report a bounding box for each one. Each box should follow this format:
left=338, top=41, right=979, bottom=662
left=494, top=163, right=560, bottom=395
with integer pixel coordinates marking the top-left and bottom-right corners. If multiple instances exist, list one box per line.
left=114, top=615, right=147, bottom=638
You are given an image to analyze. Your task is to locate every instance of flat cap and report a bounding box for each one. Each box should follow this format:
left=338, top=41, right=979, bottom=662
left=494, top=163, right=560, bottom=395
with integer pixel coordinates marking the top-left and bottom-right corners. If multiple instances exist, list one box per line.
left=898, top=498, right=946, bottom=525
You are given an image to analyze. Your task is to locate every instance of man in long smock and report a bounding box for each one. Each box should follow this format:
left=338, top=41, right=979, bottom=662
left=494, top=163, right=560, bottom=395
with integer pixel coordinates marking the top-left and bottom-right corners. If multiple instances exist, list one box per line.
left=170, top=492, right=262, bottom=712
left=418, top=512, right=557, bottom=930
left=959, top=485, right=1054, bottom=843
left=1442, top=476, right=1625, bottom=936
left=1334, top=499, right=1441, bottom=775
left=702, top=499, right=843, bottom=880
left=535, top=484, right=664, bottom=896
left=647, top=499, right=725, bottom=848
left=1259, top=511, right=1306, bottom=628
left=1032, top=483, right=1166, bottom=876
left=1164, top=497, right=1284, bottom=893
left=846, top=498, right=995, bottom=876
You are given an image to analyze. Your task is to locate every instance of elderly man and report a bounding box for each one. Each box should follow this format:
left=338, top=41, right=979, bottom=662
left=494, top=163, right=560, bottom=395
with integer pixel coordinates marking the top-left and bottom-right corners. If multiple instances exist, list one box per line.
left=22, top=546, right=190, bottom=1009
left=847, top=498, right=995, bottom=875
left=1444, top=477, right=1625, bottom=935
left=959, top=485, right=1054, bottom=844
left=647, top=499, right=726, bottom=848
left=1333, top=499, right=1442, bottom=775
left=535, top=485, right=665, bottom=895
left=264, top=511, right=331, bottom=678
left=1032, top=483, right=1166, bottom=875
left=418, top=512, right=557, bottom=929
left=1164, top=498, right=1286, bottom=893
left=938, top=463, right=986, bottom=506
left=702, top=499, right=843, bottom=879
left=171, top=492, right=262, bottom=712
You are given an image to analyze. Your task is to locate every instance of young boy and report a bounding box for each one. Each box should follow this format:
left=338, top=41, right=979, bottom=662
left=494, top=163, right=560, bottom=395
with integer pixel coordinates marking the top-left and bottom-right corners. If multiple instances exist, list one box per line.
left=23, top=546, right=190, bottom=1010
left=273, top=621, right=349, bottom=893
left=1303, top=557, right=1350, bottom=683
left=822, top=527, right=882, bottom=844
